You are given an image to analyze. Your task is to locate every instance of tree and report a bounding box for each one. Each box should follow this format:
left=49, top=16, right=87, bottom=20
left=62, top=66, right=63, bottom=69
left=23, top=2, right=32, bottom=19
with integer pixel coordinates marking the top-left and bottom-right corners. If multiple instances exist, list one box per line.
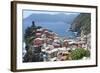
left=24, top=21, right=43, bottom=44
left=24, top=21, right=37, bottom=44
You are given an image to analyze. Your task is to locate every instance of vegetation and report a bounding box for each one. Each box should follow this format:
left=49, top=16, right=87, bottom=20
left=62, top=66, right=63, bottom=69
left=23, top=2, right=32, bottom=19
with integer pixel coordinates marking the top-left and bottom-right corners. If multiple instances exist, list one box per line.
left=71, top=48, right=90, bottom=60
left=24, top=21, right=42, bottom=44
left=70, top=13, right=91, bottom=36
left=84, top=49, right=90, bottom=57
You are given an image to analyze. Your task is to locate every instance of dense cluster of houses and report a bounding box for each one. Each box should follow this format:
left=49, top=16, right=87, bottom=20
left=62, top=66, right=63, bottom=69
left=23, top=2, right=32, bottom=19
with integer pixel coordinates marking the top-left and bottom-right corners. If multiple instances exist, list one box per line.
left=23, top=27, right=90, bottom=62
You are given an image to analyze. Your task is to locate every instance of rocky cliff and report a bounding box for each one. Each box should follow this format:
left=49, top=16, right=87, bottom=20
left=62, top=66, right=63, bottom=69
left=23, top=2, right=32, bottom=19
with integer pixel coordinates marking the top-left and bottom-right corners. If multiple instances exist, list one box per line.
left=70, top=13, right=91, bottom=36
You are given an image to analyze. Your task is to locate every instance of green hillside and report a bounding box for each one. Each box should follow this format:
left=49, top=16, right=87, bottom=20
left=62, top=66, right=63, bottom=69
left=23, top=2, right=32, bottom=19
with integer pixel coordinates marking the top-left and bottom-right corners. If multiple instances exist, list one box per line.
left=70, top=13, right=91, bottom=36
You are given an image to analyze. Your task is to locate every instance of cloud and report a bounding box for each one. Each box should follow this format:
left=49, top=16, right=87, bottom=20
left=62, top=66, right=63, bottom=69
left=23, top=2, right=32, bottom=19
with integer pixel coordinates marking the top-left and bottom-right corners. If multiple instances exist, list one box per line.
left=64, top=13, right=79, bottom=15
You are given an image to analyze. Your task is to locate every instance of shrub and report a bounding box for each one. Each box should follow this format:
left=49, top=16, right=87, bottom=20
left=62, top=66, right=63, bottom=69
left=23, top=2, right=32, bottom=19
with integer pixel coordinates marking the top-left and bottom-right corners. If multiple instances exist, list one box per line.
left=71, top=48, right=86, bottom=60
left=84, top=49, right=90, bottom=57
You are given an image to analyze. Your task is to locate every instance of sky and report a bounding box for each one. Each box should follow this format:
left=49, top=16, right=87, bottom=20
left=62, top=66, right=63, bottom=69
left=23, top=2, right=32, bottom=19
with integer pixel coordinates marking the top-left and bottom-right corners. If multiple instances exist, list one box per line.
left=23, top=10, right=79, bottom=19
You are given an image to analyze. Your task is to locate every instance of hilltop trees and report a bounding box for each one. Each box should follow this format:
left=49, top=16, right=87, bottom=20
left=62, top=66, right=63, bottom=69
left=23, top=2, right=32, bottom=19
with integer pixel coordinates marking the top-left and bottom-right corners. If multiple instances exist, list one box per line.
left=24, top=21, right=42, bottom=44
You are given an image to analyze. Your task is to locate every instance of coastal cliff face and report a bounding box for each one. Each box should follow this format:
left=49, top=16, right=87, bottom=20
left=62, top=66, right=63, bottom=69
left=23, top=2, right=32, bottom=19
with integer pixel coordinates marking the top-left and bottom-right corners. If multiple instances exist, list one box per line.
left=70, top=13, right=91, bottom=51
left=70, top=13, right=91, bottom=36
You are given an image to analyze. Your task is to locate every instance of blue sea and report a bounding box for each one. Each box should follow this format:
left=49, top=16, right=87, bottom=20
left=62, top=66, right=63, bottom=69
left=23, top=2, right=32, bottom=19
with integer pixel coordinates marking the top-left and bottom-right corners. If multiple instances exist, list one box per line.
left=35, top=22, right=75, bottom=38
